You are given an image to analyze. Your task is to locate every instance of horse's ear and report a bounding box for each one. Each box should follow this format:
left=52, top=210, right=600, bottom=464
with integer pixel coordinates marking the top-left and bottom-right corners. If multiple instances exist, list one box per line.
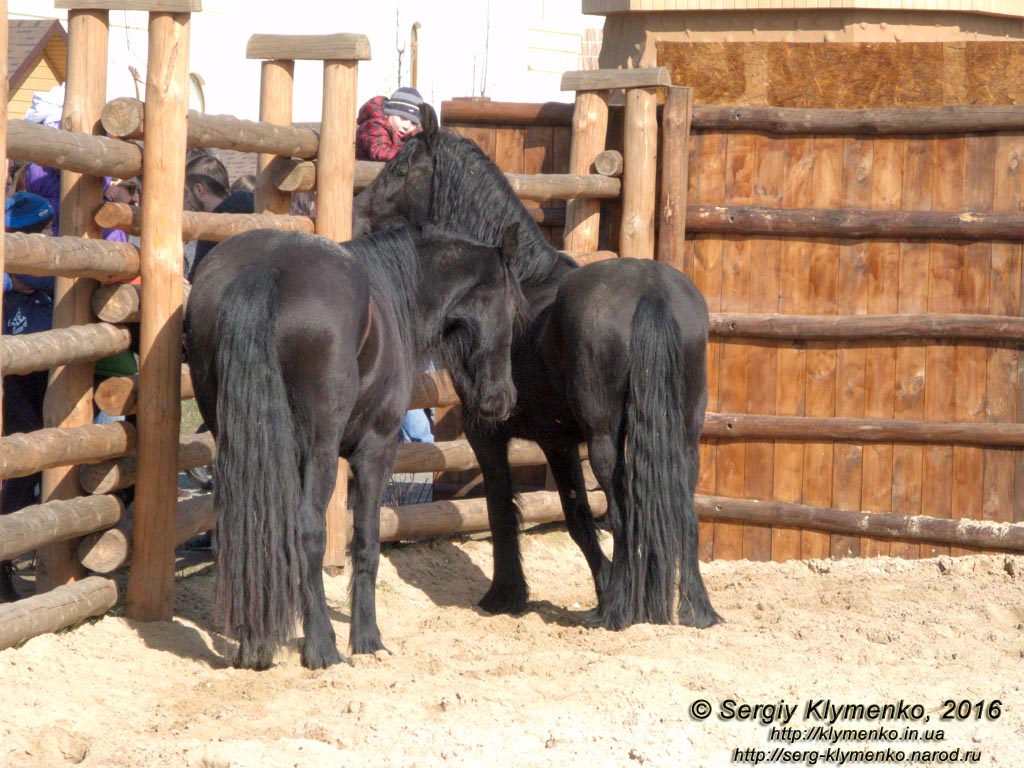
left=499, top=222, right=519, bottom=264
left=420, top=103, right=439, bottom=149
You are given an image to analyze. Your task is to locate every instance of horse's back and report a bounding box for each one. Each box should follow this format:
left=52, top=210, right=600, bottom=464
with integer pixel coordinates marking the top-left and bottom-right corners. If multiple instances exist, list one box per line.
left=186, top=230, right=372, bottom=429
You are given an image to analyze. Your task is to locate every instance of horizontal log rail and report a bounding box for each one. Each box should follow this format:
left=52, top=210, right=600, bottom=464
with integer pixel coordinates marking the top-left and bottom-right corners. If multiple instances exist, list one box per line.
left=0, top=422, right=136, bottom=481
left=710, top=312, right=1024, bottom=342
left=8, top=119, right=142, bottom=180
left=95, top=202, right=314, bottom=242
left=693, top=104, right=1024, bottom=136
left=1, top=323, right=132, bottom=377
left=94, top=364, right=457, bottom=417
left=101, top=97, right=320, bottom=158
left=688, top=204, right=1024, bottom=242
left=78, top=483, right=1024, bottom=575
left=441, top=99, right=1024, bottom=137
left=6, top=232, right=139, bottom=282
left=78, top=494, right=211, bottom=574
left=0, top=576, right=119, bottom=652
left=0, top=495, right=124, bottom=562
left=506, top=173, right=620, bottom=202
left=704, top=413, right=1024, bottom=448
left=77, top=407, right=1024, bottom=496
left=697, top=495, right=1024, bottom=552
left=272, top=158, right=383, bottom=193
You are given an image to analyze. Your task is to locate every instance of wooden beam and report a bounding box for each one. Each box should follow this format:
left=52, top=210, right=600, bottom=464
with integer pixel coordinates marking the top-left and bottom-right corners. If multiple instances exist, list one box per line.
left=0, top=495, right=124, bottom=561
left=246, top=33, right=371, bottom=62
left=561, top=67, right=671, bottom=92
left=710, top=312, right=1024, bottom=342
left=101, top=97, right=320, bottom=158
left=255, top=59, right=295, bottom=215
left=594, top=150, right=623, bottom=177
left=693, top=104, right=1024, bottom=136
left=562, top=91, right=609, bottom=252
left=657, top=86, right=692, bottom=271
left=1, top=323, right=132, bottom=376
left=687, top=203, right=1024, bottom=242
left=0, top=576, right=119, bottom=652
left=0, top=422, right=135, bottom=481
left=126, top=8, right=191, bottom=623
left=620, top=85, right=659, bottom=259
left=8, top=119, right=142, bottom=179
left=39, top=6, right=110, bottom=592
left=704, top=413, right=1024, bottom=448
left=441, top=100, right=575, bottom=126
left=5, top=233, right=138, bottom=282
left=271, top=158, right=384, bottom=193
left=56, top=0, right=200, bottom=10
left=95, top=202, right=314, bottom=241
left=92, top=282, right=142, bottom=323
left=697, top=495, right=1024, bottom=553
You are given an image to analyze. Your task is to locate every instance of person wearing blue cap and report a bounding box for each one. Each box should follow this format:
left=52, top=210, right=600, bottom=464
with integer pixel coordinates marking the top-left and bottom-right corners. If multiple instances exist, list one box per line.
left=2, top=191, right=56, bottom=602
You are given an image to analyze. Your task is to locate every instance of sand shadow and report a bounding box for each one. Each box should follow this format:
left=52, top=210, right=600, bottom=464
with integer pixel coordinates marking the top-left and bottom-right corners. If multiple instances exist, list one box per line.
left=386, top=537, right=492, bottom=608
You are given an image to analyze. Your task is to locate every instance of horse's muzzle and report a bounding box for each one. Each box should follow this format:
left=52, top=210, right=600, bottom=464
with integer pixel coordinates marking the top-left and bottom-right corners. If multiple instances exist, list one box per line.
left=477, top=387, right=516, bottom=422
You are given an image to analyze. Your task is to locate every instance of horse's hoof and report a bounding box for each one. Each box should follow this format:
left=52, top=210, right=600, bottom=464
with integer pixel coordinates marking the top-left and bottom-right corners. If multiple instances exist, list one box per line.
left=301, top=645, right=346, bottom=670
left=350, top=633, right=387, bottom=656
left=232, top=649, right=275, bottom=671
left=478, top=584, right=528, bottom=615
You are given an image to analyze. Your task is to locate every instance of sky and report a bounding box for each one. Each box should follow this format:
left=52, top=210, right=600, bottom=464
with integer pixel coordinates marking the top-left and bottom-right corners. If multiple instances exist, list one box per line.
left=11, top=0, right=603, bottom=122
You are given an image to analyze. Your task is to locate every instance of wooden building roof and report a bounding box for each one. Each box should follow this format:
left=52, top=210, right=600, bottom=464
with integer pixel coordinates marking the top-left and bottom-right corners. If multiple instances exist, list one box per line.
left=7, top=20, right=68, bottom=121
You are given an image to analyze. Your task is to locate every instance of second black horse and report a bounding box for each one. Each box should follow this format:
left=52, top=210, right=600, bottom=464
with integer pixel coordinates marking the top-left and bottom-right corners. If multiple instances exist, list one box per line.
left=354, top=106, right=722, bottom=631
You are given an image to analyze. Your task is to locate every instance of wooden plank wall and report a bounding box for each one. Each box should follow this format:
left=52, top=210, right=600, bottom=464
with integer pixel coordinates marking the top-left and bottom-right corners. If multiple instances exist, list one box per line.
left=667, top=40, right=1024, bottom=561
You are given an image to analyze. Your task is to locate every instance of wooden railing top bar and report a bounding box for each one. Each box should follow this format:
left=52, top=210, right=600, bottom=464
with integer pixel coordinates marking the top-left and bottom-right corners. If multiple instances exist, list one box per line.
left=101, top=97, right=320, bottom=158
left=560, top=67, right=671, bottom=92
left=441, top=99, right=1024, bottom=136
left=56, top=0, right=201, bottom=9
left=95, top=202, right=314, bottom=241
left=8, top=120, right=142, bottom=180
left=245, top=33, right=371, bottom=62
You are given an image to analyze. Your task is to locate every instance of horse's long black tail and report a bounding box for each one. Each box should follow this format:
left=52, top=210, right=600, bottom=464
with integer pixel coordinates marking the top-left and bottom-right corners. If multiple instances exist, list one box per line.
left=212, top=266, right=305, bottom=664
left=624, top=291, right=720, bottom=627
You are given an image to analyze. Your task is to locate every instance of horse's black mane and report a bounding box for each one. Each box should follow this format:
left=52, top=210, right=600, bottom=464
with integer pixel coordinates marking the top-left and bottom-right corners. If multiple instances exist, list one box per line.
left=428, top=131, right=569, bottom=286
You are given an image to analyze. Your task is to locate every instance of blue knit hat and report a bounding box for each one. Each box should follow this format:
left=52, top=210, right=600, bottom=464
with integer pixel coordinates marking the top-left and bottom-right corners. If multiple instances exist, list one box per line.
left=6, top=192, right=54, bottom=231
left=384, top=87, right=423, bottom=126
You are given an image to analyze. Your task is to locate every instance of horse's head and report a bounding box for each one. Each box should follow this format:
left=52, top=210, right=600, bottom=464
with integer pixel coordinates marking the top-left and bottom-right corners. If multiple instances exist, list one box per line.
left=352, top=103, right=440, bottom=238
left=427, top=222, right=522, bottom=423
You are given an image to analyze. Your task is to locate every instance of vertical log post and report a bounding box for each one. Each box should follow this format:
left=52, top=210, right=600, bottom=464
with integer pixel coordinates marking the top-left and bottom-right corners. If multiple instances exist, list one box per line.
left=125, top=6, right=193, bottom=621
left=560, top=72, right=610, bottom=254
left=244, top=34, right=371, bottom=573
left=37, top=7, right=110, bottom=592
left=253, top=58, right=295, bottom=215
left=620, top=74, right=671, bottom=260
left=657, top=86, right=693, bottom=272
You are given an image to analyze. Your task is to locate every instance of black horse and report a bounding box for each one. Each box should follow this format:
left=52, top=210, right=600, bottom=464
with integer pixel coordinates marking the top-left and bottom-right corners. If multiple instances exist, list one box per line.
left=184, top=223, right=522, bottom=669
left=354, top=105, right=722, bottom=631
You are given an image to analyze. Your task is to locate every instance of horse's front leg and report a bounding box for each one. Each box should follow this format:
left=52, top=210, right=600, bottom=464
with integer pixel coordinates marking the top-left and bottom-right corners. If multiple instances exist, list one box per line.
left=466, top=427, right=528, bottom=615
left=347, top=440, right=398, bottom=655
left=539, top=441, right=610, bottom=605
left=298, top=437, right=346, bottom=670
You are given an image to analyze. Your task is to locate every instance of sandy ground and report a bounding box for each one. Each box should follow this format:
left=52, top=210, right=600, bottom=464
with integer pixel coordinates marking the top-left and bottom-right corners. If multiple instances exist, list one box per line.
left=1, top=526, right=1022, bottom=768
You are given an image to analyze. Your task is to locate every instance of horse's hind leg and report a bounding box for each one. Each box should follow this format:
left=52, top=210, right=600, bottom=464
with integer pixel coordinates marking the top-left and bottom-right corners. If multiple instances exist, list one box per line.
left=298, top=438, right=346, bottom=669
left=347, top=442, right=398, bottom=655
left=586, top=431, right=634, bottom=631
left=539, top=442, right=610, bottom=606
left=467, top=430, right=528, bottom=615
